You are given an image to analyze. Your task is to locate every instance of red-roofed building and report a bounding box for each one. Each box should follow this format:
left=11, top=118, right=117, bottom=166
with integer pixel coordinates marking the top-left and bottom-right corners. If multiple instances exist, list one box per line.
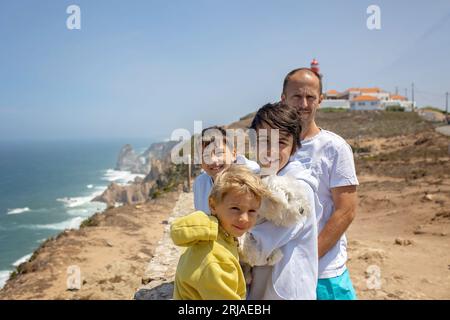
left=320, top=85, right=415, bottom=111
left=342, top=87, right=390, bottom=101
left=350, top=95, right=382, bottom=110
left=325, top=89, right=339, bottom=99
left=390, top=94, right=407, bottom=101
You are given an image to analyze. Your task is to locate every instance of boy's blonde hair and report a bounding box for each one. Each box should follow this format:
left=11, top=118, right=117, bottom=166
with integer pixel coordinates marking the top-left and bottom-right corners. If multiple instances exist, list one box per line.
left=208, top=165, right=269, bottom=207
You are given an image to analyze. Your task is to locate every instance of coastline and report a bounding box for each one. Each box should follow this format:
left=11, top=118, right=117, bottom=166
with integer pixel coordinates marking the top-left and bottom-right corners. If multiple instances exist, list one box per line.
left=0, top=190, right=181, bottom=300
left=0, top=167, right=147, bottom=291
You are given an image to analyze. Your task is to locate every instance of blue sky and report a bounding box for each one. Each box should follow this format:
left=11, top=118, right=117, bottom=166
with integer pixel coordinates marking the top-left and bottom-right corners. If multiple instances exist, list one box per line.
left=1, top=0, right=449, bottom=140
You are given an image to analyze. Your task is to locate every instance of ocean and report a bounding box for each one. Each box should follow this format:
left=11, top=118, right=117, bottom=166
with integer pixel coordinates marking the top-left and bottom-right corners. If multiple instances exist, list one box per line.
left=0, top=139, right=152, bottom=289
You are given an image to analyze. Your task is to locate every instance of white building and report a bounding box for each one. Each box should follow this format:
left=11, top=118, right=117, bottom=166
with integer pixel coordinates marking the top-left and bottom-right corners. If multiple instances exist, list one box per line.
left=325, top=88, right=415, bottom=112
left=381, top=94, right=414, bottom=111
left=350, top=95, right=382, bottom=111
left=321, top=99, right=350, bottom=109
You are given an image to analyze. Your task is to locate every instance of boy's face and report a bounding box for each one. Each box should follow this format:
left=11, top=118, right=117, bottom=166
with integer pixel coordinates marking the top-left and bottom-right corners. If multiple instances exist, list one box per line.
left=210, top=190, right=260, bottom=237
left=256, top=121, right=294, bottom=174
left=201, top=142, right=236, bottom=180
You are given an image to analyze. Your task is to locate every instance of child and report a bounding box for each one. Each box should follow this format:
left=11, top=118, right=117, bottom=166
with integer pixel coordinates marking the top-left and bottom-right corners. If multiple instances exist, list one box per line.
left=193, top=125, right=259, bottom=214
left=171, top=165, right=270, bottom=300
left=245, top=102, right=322, bottom=300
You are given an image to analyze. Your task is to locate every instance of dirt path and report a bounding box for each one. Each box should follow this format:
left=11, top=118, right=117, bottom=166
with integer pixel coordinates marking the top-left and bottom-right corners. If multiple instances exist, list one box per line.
left=135, top=191, right=194, bottom=300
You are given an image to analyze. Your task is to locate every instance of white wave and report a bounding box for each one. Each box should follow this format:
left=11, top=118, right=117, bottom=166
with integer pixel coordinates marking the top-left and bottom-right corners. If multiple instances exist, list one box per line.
left=7, top=207, right=31, bottom=215
left=57, top=196, right=92, bottom=208
left=86, top=184, right=94, bottom=189
left=66, top=208, right=89, bottom=216
left=27, top=217, right=85, bottom=231
left=0, top=270, right=11, bottom=289
left=102, top=169, right=145, bottom=185
left=12, top=253, right=32, bottom=267
left=57, top=189, right=104, bottom=209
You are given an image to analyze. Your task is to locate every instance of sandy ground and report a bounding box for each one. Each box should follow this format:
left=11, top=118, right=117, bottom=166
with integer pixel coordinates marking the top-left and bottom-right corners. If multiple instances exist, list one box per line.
left=347, top=175, right=450, bottom=299
left=0, top=191, right=180, bottom=300
left=346, top=129, right=450, bottom=299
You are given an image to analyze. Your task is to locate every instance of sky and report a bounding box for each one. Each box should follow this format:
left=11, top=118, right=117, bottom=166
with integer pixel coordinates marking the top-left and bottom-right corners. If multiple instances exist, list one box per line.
left=1, top=0, right=449, bottom=141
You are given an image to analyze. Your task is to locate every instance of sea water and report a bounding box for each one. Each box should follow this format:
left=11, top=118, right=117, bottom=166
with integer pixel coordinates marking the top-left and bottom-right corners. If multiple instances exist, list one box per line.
left=0, top=139, right=152, bottom=289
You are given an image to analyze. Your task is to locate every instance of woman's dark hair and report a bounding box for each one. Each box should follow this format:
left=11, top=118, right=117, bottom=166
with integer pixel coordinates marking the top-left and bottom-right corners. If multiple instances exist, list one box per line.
left=250, top=102, right=301, bottom=154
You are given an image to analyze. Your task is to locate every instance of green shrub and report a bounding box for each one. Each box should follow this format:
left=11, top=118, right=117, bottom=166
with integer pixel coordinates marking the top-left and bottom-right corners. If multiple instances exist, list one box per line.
left=319, top=107, right=348, bottom=113
left=386, top=105, right=405, bottom=112
left=80, top=215, right=99, bottom=228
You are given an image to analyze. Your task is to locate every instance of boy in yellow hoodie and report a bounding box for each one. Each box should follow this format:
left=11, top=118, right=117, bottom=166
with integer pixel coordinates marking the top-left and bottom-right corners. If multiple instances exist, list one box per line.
left=171, top=165, right=269, bottom=300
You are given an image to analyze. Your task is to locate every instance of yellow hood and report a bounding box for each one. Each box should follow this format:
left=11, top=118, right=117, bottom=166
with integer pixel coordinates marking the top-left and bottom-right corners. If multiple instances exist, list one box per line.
left=171, top=211, right=219, bottom=247
left=171, top=211, right=246, bottom=300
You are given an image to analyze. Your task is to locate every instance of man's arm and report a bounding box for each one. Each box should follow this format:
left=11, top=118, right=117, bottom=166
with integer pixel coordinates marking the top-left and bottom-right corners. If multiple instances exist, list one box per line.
left=318, top=185, right=357, bottom=258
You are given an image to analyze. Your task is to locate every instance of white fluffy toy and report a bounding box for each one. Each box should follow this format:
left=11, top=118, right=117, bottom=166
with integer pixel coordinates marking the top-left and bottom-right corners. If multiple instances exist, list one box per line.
left=238, top=175, right=311, bottom=267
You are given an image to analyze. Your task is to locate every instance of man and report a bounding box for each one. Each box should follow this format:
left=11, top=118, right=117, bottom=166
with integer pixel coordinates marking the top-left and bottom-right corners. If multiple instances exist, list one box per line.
left=281, top=68, right=359, bottom=300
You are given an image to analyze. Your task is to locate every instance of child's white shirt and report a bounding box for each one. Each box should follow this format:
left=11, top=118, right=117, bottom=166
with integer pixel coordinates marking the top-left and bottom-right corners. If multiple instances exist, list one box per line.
left=247, top=160, right=320, bottom=300
left=193, top=154, right=260, bottom=215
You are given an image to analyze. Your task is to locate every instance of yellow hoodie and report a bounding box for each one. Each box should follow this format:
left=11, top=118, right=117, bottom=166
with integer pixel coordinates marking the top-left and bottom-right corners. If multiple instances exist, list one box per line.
left=170, top=211, right=246, bottom=300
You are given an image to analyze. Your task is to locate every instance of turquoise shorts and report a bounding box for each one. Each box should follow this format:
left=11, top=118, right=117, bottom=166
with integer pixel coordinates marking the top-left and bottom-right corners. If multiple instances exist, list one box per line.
left=316, top=269, right=357, bottom=300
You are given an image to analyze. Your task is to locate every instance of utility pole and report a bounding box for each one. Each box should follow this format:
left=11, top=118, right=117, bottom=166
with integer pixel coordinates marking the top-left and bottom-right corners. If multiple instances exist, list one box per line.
left=405, top=88, right=408, bottom=100
left=411, top=82, right=415, bottom=112
left=187, top=154, right=191, bottom=192
left=395, top=86, right=399, bottom=95
left=446, top=92, right=449, bottom=123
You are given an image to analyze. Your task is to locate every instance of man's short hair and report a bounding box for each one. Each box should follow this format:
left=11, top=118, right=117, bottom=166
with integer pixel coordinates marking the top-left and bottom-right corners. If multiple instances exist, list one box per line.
left=282, top=67, right=323, bottom=96
left=250, top=101, right=301, bottom=154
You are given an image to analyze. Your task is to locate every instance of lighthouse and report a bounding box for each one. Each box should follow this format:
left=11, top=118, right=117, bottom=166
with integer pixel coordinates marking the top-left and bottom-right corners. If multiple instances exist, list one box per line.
left=310, top=58, right=320, bottom=74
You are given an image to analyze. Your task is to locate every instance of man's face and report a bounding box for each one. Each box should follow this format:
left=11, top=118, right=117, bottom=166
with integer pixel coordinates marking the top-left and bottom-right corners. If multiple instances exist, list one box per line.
left=256, top=121, right=294, bottom=174
left=201, top=142, right=236, bottom=180
left=282, top=72, right=322, bottom=127
left=210, top=190, right=260, bottom=237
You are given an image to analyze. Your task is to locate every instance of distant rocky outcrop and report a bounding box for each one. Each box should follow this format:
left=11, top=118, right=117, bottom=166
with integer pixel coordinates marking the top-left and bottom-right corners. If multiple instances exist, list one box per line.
left=116, top=141, right=179, bottom=175
left=95, top=140, right=192, bottom=207
left=115, top=144, right=145, bottom=174
left=92, top=178, right=153, bottom=208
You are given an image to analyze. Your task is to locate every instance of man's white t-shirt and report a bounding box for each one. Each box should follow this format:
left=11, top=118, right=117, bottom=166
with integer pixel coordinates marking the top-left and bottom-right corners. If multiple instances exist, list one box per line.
left=193, top=155, right=260, bottom=215
left=292, top=129, right=359, bottom=279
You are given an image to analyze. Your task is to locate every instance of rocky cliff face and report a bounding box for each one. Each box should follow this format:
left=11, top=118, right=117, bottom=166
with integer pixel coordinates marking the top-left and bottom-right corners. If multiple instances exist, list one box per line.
left=115, top=144, right=146, bottom=174
left=95, top=140, right=188, bottom=207
left=115, top=141, right=179, bottom=175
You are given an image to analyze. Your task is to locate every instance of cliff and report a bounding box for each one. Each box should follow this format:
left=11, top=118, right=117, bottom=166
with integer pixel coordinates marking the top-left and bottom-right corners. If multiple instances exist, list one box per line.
left=115, top=141, right=179, bottom=175
left=94, top=140, right=196, bottom=207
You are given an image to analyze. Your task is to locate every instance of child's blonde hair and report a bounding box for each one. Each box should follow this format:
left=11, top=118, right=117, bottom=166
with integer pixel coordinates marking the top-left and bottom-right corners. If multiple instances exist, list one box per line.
left=208, top=165, right=269, bottom=207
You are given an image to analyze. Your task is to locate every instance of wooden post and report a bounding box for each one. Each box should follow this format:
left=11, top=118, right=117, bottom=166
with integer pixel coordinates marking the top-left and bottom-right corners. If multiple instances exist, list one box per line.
left=187, top=154, right=191, bottom=191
